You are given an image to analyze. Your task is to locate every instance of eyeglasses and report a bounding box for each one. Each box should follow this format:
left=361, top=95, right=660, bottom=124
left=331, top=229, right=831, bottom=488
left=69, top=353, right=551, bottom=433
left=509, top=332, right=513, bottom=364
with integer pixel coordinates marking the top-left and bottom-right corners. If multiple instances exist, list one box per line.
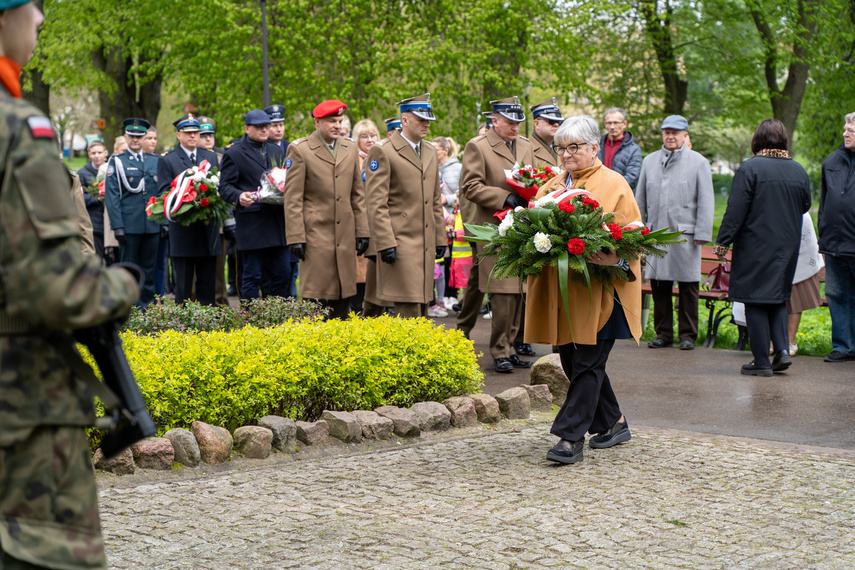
left=553, top=143, right=585, bottom=155
left=547, top=120, right=562, bottom=127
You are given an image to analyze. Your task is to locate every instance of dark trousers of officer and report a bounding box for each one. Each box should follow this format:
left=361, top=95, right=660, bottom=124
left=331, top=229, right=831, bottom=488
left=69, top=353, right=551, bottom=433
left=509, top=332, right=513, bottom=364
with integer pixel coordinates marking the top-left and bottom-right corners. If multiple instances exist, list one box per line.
left=745, top=303, right=788, bottom=367
left=395, top=302, right=427, bottom=318
left=93, top=232, right=105, bottom=263
left=514, top=300, right=526, bottom=346
left=154, top=235, right=168, bottom=297
left=455, top=255, right=485, bottom=336
left=214, top=237, right=229, bottom=306
left=120, top=233, right=159, bottom=306
left=312, top=297, right=351, bottom=320
left=240, top=246, right=292, bottom=299
left=650, top=279, right=700, bottom=343
left=173, top=256, right=217, bottom=306
left=489, top=293, right=522, bottom=360
left=551, top=339, right=622, bottom=443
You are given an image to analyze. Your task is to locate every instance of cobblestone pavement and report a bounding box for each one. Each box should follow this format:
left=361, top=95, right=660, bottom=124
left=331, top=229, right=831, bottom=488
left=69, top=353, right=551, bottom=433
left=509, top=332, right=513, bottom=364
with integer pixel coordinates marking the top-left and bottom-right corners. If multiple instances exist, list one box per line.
left=100, top=421, right=855, bottom=569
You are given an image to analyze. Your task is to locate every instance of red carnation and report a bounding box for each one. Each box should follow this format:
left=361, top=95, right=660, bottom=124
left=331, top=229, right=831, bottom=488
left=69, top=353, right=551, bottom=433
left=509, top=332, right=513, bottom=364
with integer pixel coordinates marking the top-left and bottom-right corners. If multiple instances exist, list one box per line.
left=199, top=183, right=208, bottom=193
left=609, top=223, right=623, bottom=240
left=559, top=202, right=575, bottom=213
left=200, top=198, right=210, bottom=207
left=567, top=238, right=585, bottom=255
left=581, top=197, right=600, bottom=209
left=641, top=226, right=650, bottom=236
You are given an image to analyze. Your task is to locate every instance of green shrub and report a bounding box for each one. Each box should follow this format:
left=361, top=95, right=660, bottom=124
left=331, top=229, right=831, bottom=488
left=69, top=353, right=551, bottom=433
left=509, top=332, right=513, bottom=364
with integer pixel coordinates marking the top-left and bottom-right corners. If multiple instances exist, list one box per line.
left=87, top=316, right=483, bottom=440
left=123, top=296, right=327, bottom=335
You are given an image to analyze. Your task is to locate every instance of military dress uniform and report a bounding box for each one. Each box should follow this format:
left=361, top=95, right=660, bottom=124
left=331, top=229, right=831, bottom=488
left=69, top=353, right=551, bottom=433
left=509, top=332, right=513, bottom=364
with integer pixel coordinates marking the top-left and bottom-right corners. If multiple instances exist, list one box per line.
left=284, top=100, right=369, bottom=318
left=529, top=97, right=564, bottom=168
left=364, top=94, right=445, bottom=317
left=104, top=118, right=161, bottom=306
left=157, top=114, right=222, bottom=306
left=460, top=97, right=535, bottom=369
left=0, top=74, right=138, bottom=568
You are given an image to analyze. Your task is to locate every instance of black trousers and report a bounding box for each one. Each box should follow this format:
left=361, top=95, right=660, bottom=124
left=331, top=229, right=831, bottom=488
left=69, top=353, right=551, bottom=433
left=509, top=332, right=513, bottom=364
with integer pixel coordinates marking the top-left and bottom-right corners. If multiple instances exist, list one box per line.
left=173, top=256, right=217, bottom=306
left=120, top=232, right=159, bottom=307
left=650, top=279, right=700, bottom=343
left=745, top=302, right=788, bottom=367
left=551, top=340, right=622, bottom=442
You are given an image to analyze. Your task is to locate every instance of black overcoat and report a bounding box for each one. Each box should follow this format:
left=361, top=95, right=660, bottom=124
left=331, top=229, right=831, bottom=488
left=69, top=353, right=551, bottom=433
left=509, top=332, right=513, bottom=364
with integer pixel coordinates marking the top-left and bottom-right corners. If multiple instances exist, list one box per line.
left=219, top=135, right=286, bottom=251
left=157, top=147, right=222, bottom=257
left=78, top=161, right=104, bottom=234
left=716, top=155, right=811, bottom=304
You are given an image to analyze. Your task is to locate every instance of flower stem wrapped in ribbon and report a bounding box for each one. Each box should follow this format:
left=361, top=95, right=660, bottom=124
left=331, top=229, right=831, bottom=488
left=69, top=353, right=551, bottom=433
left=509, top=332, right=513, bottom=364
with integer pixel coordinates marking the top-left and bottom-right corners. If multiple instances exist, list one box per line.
left=466, top=185, right=685, bottom=330
left=146, top=162, right=232, bottom=226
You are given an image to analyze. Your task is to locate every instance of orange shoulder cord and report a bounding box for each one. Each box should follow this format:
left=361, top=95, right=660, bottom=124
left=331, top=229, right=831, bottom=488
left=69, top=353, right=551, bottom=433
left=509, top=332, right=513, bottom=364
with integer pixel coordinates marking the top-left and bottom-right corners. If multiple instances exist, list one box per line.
left=0, top=57, right=23, bottom=99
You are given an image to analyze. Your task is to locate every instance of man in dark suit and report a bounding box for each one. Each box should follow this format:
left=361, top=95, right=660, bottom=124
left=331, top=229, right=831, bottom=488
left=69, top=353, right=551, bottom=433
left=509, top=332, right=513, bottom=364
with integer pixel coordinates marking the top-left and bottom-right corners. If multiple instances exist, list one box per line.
left=264, top=104, right=298, bottom=296
left=219, top=109, right=290, bottom=299
left=156, top=114, right=222, bottom=305
left=78, top=140, right=108, bottom=260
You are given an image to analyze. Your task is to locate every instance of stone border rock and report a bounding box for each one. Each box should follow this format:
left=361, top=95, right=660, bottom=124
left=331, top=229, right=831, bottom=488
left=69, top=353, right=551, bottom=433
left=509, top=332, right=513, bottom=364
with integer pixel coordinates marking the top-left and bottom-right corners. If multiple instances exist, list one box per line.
left=94, top=387, right=551, bottom=476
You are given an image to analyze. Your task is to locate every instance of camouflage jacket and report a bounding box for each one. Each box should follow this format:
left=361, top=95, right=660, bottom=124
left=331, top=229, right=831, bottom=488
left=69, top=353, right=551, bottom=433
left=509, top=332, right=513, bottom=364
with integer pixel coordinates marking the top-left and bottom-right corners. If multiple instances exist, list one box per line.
left=0, top=86, right=139, bottom=444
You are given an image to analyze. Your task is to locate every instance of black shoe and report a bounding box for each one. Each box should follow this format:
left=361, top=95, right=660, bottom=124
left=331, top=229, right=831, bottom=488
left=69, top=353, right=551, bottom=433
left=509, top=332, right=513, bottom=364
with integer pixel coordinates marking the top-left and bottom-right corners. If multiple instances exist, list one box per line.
left=452, top=303, right=462, bottom=313
left=514, top=342, right=537, bottom=357
left=479, top=306, right=489, bottom=315
left=824, top=350, right=855, bottom=362
left=589, top=418, right=631, bottom=449
left=226, top=286, right=238, bottom=296
left=546, top=439, right=584, bottom=464
left=741, top=361, right=773, bottom=377
left=494, top=358, right=514, bottom=373
left=508, top=354, right=532, bottom=368
left=679, top=340, right=695, bottom=350
left=648, top=338, right=671, bottom=348
left=771, top=350, right=792, bottom=372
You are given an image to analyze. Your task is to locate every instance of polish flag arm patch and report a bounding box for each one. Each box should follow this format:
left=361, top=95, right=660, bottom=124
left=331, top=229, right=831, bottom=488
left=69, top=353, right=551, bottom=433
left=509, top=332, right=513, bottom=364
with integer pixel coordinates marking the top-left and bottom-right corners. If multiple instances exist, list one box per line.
left=27, top=116, right=55, bottom=139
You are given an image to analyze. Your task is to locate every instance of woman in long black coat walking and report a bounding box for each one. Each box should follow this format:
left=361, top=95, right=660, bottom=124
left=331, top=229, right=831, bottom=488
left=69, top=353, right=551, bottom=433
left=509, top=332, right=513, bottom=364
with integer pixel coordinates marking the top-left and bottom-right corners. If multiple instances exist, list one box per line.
left=714, top=119, right=811, bottom=376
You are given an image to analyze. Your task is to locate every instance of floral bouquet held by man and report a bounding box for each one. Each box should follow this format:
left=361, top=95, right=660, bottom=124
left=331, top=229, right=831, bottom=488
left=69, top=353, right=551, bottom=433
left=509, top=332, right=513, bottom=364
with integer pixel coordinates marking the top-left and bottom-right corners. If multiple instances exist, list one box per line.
left=146, top=160, right=232, bottom=225
left=256, top=167, right=287, bottom=205
left=495, top=162, right=562, bottom=220
left=83, top=173, right=106, bottom=202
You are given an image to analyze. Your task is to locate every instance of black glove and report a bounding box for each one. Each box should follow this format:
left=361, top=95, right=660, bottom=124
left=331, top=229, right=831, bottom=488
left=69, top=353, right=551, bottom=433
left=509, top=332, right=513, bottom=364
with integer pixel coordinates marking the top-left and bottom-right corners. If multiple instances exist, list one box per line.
left=365, top=255, right=377, bottom=263
left=160, top=225, right=169, bottom=240
left=223, top=229, right=236, bottom=243
left=289, top=243, right=306, bottom=261
left=504, top=193, right=529, bottom=210
left=379, top=247, right=396, bottom=264
left=356, top=237, right=370, bottom=256
left=114, top=228, right=126, bottom=246
left=113, top=262, right=145, bottom=288
left=436, top=246, right=447, bottom=258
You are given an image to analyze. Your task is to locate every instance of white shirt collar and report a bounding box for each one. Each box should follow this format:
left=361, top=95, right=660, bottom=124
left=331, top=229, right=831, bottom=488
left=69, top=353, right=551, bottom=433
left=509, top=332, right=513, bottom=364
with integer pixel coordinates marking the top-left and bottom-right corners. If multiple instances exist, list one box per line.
left=400, top=132, right=420, bottom=153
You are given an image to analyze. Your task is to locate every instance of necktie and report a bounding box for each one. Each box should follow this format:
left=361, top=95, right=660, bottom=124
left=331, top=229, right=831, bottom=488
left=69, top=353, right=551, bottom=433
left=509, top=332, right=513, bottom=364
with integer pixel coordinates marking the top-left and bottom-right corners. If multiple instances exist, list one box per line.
left=189, top=152, right=195, bottom=164
left=416, top=143, right=421, bottom=162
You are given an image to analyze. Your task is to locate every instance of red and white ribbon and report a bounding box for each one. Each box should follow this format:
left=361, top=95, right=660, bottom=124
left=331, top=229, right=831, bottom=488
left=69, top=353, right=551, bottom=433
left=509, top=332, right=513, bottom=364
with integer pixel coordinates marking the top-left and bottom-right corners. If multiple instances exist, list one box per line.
left=164, top=161, right=211, bottom=222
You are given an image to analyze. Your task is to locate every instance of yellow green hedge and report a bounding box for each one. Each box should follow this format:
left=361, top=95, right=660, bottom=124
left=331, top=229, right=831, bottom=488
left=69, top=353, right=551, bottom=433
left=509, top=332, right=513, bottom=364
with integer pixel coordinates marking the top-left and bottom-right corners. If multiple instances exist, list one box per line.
left=89, top=316, right=483, bottom=435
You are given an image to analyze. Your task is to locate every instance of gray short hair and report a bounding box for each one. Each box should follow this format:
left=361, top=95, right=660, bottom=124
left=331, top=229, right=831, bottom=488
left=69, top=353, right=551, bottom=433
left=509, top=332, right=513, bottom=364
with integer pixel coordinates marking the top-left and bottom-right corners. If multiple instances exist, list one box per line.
left=604, top=107, right=627, bottom=122
left=554, top=115, right=600, bottom=147
left=846, top=112, right=855, bottom=125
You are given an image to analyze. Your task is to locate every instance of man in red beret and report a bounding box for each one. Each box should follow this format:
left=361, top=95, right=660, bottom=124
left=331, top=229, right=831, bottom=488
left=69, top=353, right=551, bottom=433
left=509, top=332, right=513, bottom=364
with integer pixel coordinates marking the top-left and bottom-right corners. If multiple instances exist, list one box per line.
left=284, top=100, right=370, bottom=318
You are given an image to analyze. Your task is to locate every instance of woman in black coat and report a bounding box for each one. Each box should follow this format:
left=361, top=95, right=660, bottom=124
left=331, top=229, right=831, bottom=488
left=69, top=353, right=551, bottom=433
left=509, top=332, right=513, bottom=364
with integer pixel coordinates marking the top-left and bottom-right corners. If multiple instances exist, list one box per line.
left=714, top=119, right=811, bottom=377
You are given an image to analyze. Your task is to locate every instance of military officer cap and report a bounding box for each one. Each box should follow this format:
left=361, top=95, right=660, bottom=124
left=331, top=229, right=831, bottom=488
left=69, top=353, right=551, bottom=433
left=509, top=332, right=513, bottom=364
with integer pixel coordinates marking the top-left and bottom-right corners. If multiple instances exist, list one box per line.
left=384, top=117, right=402, bottom=132
left=481, top=111, right=493, bottom=128
left=244, top=109, right=272, bottom=125
left=198, top=116, right=217, bottom=134
left=123, top=118, right=151, bottom=137
left=0, top=0, right=31, bottom=9
left=312, top=100, right=347, bottom=119
left=490, top=96, right=525, bottom=123
left=264, top=104, right=286, bottom=123
left=173, top=113, right=201, bottom=132
left=530, top=97, right=564, bottom=123
left=396, top=93, right=436, bottom=121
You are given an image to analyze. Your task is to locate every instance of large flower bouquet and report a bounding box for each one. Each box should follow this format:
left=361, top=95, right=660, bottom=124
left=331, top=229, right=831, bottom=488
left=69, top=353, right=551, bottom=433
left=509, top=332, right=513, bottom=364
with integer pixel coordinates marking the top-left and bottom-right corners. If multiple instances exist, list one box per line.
left=146, top=161, right=232, bottom=225
left=256, top=167, right=287, bottom=205
left=495, top=162, right=562, bottom=221
left=466, top=185, right=684, bottom=324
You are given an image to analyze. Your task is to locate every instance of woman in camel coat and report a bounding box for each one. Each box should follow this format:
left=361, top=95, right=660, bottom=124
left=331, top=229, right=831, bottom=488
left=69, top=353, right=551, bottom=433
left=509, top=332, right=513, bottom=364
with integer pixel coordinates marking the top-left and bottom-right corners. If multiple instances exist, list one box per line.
left=525, top=116, right=642, bottom=465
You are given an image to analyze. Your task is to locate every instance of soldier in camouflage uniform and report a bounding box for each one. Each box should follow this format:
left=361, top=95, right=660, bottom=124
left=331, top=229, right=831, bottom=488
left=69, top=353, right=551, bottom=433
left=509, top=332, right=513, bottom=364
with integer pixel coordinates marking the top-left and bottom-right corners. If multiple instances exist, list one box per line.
left=0, top=1, right=140, bottom=568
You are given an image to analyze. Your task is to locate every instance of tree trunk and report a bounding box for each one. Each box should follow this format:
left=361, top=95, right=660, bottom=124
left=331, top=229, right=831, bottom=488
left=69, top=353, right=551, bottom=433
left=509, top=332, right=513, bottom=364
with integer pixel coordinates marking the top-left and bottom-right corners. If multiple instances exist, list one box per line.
left=639, top=0, right=688, bottom=115
left=92, top=46, right=163, bottom=151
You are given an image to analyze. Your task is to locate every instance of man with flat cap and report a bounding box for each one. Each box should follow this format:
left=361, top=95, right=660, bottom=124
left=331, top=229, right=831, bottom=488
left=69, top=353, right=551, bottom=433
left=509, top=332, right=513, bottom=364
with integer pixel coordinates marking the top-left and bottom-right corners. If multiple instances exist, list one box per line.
left=105, top=116, right=162, bottom=306
left=220, top=109, right=290, bottom=299
left=636, top=114, right=714, bottom=350
left=264, top=104, right=291, bottom=154
left=156, top=114, right=222, bottom=306
left=529, top=97, right=564, bottom=167
left=460, top=96, right=535, bottom=372
left=365, top=94, right=446, bottom=318
left=284, top=99, right=369, bottom=318
left=384, top=117, right=401, bottom=138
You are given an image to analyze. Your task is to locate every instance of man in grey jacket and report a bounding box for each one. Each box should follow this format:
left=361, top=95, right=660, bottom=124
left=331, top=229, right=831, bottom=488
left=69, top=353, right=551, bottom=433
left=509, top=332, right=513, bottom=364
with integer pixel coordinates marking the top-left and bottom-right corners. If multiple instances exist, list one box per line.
left=597, top=107, right=642, bottom=190
left=636, top=115, right=714, bottom=350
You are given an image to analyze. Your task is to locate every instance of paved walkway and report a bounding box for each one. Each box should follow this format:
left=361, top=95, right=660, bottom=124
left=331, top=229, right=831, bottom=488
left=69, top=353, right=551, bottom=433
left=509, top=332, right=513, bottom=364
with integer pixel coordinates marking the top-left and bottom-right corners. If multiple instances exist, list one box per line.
left=99, top=419, right=855, bottom=569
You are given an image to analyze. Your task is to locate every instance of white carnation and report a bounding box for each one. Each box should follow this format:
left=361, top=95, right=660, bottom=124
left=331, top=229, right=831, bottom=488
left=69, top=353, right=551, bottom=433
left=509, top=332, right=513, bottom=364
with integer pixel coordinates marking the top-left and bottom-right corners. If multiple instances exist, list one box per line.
left=498, top=214, right=514, bottom=236
left=534, top=232, right=551, bottom=253
left=514, top=206, right=525, bottom=212
left=209, top=175, right=220, bottom=185
left=535, top=195, right=557, bottom=207
left=192, top=172, right=205, bottom=182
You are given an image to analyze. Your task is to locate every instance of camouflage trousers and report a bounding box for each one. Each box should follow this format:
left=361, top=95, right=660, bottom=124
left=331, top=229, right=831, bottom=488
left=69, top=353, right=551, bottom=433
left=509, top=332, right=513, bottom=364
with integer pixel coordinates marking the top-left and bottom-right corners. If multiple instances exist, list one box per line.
left=0, top=426, right=106, bottom=569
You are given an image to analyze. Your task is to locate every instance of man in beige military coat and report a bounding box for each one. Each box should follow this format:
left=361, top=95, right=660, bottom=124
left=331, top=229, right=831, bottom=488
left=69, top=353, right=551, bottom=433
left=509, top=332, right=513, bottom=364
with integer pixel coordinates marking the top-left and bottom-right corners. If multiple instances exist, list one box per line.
left=529, top=97, right=563, bottom=168
left=284, top=99, right=370, bottom=319
left=365, top=94, right=446, bottom=318
left=460, top=96, right=535, bottom=373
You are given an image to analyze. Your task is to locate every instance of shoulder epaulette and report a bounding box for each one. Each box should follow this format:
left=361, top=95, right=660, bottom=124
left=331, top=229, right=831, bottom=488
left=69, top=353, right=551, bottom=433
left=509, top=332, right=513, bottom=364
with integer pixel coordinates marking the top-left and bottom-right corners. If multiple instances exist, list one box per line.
left=376, top=138, right=389, bottom=147
left=470, top=135, right=485, bottom=143
left=291, top=137, right=308, bottom=147
left=518, top=135, right=529, bottom=141
left=160, top=151, right=168, bottom=156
